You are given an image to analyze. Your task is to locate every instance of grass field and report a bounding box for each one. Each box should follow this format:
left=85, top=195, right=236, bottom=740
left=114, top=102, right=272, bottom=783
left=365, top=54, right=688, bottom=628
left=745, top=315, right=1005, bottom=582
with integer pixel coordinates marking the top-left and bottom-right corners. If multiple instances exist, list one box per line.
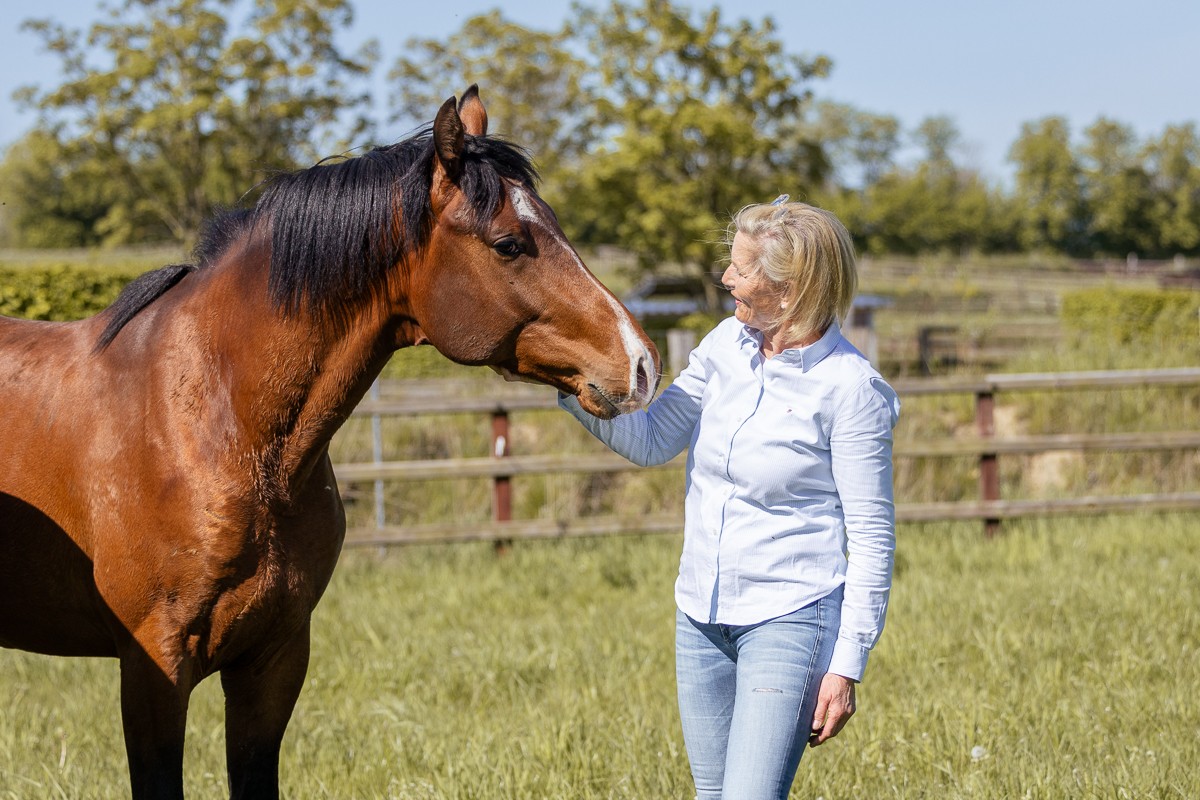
left=1, top=514, right=1197, bottom=799
left=1, top=250, right=1196, bottom=797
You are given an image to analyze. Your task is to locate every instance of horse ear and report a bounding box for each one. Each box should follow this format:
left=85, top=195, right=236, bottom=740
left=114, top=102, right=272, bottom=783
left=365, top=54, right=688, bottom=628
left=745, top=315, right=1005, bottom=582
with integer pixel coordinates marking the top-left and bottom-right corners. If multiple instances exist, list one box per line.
left=458, top=84, right=488, bottom=137
left=432, top=95, right=464, bottom=180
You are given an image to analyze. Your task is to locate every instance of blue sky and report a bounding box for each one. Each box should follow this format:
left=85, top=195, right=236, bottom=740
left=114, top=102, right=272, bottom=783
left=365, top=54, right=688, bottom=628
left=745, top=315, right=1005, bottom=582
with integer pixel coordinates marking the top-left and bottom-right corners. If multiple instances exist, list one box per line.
left=2, top=0, right=1197, bottom=183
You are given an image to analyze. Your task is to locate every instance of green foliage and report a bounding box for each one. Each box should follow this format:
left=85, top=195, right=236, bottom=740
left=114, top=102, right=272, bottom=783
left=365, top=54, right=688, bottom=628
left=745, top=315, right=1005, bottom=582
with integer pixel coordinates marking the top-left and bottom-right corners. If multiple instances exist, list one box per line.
left=9, top=0, right=376, bottom=248
left=1009, top=116, right=1088, bottom=254
left=1143, top=123, right=1200, bottom=253
left=3, top=0, right=1198, bottom=260
left=822, top=116, right=1020, bottom=256
left=389, top=11, right=589, bottom=179
left=561, top=0, right=830, bottom=290
left=673, top=310, right=724, bottom=338
left=912, top=115, right=959, bottom=172
left=1007, top=117, right=1200, bottom=258
left=841, top=165, right=1018, bottom=256
left=1080, top=118, right=1157, bottom=255
left=0, top=265, right=139, bottom=320
left=392, top=0, right=832, bottom=303
left=810, top=101, right=901, bottom=186
left=379, top=347, right=482, bottom=381
left=1061, top=286, right=1200, bottom=348
left=0, top=129, right=148, bottom=248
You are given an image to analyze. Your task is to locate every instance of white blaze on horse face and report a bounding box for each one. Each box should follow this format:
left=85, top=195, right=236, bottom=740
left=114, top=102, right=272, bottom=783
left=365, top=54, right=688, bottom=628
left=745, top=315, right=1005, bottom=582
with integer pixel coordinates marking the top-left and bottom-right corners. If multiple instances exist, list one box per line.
left=509, top=185, right=657, bottom=407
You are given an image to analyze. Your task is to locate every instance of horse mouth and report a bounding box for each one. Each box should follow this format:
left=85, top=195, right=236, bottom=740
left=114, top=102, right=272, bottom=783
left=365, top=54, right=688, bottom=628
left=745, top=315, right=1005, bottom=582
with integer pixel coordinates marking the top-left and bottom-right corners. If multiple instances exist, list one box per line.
left=580, top=383, right=626, bottom=420
left=580, top=351, right=658, bottom=417
left=491, top=363, right=648, bottom=420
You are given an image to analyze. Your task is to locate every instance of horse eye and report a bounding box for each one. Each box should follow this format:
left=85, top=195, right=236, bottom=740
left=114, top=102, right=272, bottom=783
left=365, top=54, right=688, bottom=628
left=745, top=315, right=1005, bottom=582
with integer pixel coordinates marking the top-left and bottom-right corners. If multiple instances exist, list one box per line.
left=493, top=237, right=523, bottom=259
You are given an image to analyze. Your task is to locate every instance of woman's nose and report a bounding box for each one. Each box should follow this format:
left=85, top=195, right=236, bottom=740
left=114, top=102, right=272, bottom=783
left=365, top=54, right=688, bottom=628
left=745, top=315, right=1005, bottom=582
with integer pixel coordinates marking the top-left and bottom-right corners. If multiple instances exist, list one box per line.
left=720, top=264, right=736, bottom=288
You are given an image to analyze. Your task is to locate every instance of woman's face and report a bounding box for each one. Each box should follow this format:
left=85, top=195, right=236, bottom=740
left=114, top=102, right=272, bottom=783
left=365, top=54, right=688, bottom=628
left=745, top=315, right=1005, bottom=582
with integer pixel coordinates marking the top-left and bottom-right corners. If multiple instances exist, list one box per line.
left=721, top=233, right=784, bottom=333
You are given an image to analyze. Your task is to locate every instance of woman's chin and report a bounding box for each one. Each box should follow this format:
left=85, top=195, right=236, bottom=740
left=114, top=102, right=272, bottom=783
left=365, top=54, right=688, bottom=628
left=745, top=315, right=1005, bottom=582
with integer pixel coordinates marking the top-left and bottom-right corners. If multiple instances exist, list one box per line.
left=734, top=309, right=760, bottom=330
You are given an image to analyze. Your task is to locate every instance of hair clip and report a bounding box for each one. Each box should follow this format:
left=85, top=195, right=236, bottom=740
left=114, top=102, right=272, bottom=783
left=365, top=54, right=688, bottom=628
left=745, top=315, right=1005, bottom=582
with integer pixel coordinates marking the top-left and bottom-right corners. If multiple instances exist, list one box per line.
left=770, top=194, right=790, bottom=220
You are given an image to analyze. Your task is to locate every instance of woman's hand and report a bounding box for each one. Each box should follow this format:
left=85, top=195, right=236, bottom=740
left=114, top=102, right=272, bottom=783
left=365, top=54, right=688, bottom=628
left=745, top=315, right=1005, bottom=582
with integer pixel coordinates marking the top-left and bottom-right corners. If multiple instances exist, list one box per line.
left=808, top=672, right=856, bottom=746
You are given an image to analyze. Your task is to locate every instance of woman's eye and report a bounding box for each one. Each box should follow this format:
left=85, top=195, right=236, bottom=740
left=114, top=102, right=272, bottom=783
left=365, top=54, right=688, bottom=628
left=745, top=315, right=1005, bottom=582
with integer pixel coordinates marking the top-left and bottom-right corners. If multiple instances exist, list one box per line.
left=494, top=237, right=523, bottom=258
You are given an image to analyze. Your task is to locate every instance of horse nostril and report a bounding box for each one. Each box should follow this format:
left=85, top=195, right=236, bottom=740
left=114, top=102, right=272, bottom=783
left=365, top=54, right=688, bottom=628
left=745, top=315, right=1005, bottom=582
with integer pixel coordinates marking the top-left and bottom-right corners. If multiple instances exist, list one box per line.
left=636, top=358, right=649, bottom=399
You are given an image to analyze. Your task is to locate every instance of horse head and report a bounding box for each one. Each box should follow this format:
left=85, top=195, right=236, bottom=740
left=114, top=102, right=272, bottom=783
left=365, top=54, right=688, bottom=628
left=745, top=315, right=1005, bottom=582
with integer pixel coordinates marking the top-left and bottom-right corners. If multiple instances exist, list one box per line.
left=400, top=87, right=660, bottom=418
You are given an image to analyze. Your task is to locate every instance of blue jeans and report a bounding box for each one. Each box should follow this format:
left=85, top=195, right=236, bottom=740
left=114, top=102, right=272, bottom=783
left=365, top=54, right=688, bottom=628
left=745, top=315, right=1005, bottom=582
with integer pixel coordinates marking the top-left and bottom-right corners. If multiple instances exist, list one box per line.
left=675, top=587, right=842, bottom=800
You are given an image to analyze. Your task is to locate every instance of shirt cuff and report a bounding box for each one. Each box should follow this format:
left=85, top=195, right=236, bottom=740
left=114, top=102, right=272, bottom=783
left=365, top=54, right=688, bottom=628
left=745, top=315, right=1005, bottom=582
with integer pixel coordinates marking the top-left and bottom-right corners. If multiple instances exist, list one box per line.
left=828, top=638, right=869, bottom=683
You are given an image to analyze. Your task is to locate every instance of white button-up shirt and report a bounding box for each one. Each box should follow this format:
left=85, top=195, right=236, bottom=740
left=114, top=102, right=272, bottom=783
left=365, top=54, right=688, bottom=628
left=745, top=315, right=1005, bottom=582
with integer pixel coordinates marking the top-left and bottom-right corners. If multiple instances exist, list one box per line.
left=559, top=317, right=900, bottom=681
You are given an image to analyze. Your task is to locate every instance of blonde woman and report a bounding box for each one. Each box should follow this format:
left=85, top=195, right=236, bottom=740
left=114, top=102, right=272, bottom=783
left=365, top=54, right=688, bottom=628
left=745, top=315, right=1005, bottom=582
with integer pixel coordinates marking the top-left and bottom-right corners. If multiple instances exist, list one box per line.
left=559, top=198, right=900, bottom=799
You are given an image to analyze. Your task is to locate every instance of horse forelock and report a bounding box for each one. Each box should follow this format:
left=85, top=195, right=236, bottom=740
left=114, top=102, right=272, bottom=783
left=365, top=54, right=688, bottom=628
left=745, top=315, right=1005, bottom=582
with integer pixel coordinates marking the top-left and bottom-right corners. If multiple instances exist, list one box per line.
left=456, top=135, right=540, bottom=230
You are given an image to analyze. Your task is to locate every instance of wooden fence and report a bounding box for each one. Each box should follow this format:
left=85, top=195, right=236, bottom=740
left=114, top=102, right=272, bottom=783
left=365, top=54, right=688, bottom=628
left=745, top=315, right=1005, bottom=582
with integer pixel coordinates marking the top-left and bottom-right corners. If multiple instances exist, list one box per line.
left=336, top=367, right=1200, bottom=546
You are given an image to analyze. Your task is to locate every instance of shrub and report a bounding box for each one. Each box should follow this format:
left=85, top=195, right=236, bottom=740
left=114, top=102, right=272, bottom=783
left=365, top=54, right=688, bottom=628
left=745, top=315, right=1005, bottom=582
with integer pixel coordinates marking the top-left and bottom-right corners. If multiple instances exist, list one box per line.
left=0, top=265, right=140, bottom=321
left=1061, top=286, right=1199, bottom=348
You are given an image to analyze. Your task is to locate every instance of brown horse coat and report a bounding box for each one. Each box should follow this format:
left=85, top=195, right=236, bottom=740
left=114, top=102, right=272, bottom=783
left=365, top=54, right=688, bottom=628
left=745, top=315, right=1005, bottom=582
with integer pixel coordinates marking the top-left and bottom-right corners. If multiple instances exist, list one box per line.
left=0, top=87, right=659, bottom=799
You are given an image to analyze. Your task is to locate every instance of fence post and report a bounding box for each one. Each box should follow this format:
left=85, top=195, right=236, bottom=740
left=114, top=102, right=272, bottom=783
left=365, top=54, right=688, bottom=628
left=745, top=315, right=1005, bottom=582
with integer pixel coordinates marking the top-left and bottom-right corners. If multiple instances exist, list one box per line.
left=976, top=389, right=1001, bottom=537
left=666, top=328, right=697, bottom=377
left=370, top=379, right=386, bottom=531
left=491, top=409, right=513, bottom=554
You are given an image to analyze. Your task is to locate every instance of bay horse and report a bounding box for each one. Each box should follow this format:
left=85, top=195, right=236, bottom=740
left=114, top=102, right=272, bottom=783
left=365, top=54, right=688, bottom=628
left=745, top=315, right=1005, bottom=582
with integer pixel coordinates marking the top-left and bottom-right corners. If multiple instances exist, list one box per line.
left=0, top=86, right=659, bottom=799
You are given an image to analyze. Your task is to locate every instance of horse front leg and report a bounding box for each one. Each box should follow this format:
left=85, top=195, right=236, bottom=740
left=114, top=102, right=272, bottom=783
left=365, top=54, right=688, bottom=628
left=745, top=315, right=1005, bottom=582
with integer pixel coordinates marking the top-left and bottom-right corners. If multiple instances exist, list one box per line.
left=220, top=622, right=311, bottom=800
left=119, top=646, right=190, bottom=800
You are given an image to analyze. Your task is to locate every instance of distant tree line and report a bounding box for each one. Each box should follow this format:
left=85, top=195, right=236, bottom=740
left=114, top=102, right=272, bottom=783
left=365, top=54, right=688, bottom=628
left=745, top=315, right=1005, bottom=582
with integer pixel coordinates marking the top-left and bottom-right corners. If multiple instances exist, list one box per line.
left=2, top=0, right=1198, bottom=287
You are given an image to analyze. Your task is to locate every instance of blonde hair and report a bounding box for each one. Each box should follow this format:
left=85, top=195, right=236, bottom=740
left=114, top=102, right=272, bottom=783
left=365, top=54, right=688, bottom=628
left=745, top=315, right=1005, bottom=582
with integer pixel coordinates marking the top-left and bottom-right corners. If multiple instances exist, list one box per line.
left=729, top=201, right=858, bottom=344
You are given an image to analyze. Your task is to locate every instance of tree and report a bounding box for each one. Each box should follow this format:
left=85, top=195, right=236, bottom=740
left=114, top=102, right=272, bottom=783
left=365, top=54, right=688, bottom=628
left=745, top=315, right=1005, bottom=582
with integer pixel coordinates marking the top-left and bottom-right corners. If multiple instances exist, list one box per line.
left=11, top=0, right=376, bottom=247
left=913, top=115, right=960, bottom=177
left=840, top=116, right=1015, bottom=256
left=560, top=0, right=832, bottom=297
left=1079, top=117, right=1156, bottom=256
left=1009, top=117, right=1086, bottom=253
left=809, top=101, right=901, bottom=189
left=1142, top=123, right=1200, bottom=255
left=853, top=169, right=1011, bottom=257
left=389, top=1, right=832, bottom=299
left=389, top=11, right=590, bottom=179
left=0, top=128, right=149, bottom=248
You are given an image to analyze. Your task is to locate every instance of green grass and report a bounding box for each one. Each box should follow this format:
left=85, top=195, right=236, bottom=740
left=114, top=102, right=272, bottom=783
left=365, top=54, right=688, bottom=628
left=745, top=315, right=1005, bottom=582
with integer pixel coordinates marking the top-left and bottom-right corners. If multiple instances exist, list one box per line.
left=1, top=250, right=1196, bottom=796
left=1, top=515, right=1197, bottom=798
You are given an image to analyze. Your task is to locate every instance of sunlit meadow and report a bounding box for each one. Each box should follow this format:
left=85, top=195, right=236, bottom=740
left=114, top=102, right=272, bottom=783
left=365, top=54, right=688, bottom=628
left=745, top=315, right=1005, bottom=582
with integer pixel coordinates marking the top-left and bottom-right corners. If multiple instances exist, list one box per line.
left=1, top=514, right=1196, bottom=799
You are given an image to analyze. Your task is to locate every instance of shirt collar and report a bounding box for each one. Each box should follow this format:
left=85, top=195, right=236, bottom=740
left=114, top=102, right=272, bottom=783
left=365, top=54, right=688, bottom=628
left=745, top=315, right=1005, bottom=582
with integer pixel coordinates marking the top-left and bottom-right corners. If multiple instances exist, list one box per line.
left=738, top=319, right=842, bottom=372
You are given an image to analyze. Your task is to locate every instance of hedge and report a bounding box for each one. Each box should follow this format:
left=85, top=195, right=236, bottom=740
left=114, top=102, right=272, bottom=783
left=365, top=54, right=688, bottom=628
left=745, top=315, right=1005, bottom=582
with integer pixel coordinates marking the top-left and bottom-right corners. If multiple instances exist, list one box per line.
left=0, top=265, right=142, bottom=321
left=0, top=263, right=469, bottom=379
left=1061, top=286, right=1200, bottom=345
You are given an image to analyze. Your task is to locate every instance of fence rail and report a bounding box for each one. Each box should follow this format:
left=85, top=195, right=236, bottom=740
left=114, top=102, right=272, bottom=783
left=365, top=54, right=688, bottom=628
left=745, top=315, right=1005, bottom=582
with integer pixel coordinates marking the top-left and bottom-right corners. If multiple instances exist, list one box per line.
left=341, top=493, right=1200, bottom=547
left=335, top=431, right=1200, bottom=484
left=336, top=367, right=1200, bottom=546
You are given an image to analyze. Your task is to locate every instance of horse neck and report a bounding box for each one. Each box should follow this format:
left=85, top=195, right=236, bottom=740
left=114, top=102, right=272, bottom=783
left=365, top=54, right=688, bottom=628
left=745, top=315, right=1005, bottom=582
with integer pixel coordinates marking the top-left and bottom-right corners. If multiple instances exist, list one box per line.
left=196, top=252, right=416, bottom=504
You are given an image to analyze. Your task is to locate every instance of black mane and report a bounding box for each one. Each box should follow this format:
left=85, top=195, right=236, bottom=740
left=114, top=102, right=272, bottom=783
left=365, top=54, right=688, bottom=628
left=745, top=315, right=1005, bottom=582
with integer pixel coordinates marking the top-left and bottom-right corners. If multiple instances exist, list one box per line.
left=95, top=128, right=539, bottom=350
left=263, top=128, right=538, bottom=315
left=94, top=263, right=197, bottom=351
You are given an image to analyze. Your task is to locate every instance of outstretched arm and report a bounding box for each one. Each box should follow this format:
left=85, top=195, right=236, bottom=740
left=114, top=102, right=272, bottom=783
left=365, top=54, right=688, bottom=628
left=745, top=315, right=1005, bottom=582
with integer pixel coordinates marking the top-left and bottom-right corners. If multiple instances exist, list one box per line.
left=558, top=381, right=700, bottom=466
left=558, top=331, right=713, bottom=466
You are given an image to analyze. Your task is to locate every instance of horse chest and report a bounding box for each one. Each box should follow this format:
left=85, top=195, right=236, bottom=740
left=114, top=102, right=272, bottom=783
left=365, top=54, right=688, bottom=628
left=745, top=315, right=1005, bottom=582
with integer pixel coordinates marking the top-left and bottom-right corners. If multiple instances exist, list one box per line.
left=205, top=560, right=311, bottom=657
left=88, top=512, right=337, bottom=671
left=214, top=514, right=340, bottom=622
